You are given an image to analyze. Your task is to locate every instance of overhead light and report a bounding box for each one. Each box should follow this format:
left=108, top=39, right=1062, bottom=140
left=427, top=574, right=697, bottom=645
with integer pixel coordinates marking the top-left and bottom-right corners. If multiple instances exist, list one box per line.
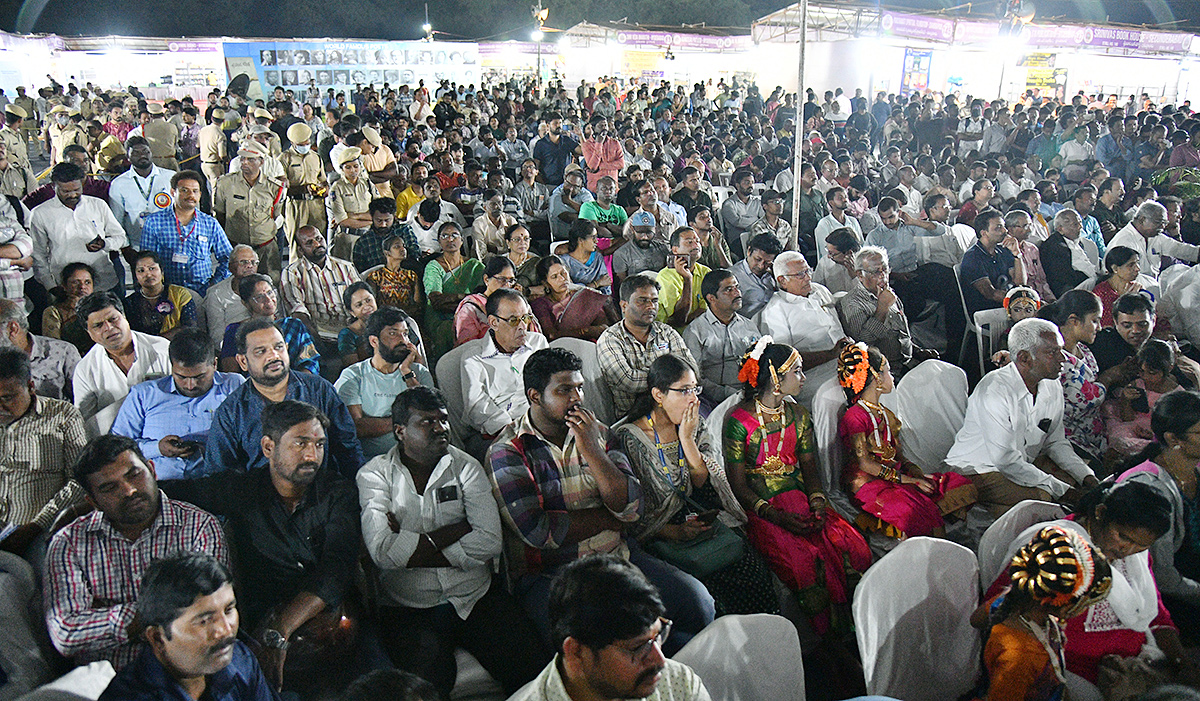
left=532, top=29, right=544, bottom=41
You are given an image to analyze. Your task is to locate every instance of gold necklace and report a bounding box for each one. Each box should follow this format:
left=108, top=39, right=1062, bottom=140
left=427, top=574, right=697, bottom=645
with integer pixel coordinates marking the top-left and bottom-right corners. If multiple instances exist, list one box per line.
left=755, top=401, right=788, bottom=475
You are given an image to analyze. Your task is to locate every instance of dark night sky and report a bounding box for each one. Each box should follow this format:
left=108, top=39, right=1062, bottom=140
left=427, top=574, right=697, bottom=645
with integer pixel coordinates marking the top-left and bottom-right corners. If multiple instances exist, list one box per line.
left=1, top=0, right=1197, bottom=39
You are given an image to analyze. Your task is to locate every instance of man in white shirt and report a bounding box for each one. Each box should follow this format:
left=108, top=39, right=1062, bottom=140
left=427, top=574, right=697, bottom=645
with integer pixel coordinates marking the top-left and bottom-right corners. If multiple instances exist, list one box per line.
left=813, top=186, right=862, bottom=261
left=357, top=385, right=548, bottom=698
left=461, top=289, right=549, bottom=459
left=945, top=318, right=1098, bottom=517
left=758, top=252, right=852, bottom=407
left=72, top=291, right=171, bottom=437
left=30, top=162, right=127, bottom=295
left=107, top=136, right=174, bottom=251
left=895, top=166, right=922, bottom=217
left=1108, top=201, right=1200, bottom=279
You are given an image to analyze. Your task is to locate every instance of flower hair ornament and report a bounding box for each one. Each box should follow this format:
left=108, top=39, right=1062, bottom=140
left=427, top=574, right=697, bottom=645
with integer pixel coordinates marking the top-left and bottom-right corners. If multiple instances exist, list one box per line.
left=837, top=342, right=873, bottom=396
left=738, top=336, right=772, bottom=388
left=1003, top=286, right=1042, bottom=312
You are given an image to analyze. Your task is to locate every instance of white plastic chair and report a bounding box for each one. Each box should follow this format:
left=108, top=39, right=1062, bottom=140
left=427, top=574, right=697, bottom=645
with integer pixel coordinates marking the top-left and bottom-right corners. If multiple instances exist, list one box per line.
left=751, top=182, right=768, bottom=195
left=711, top=185, right=734, bottom=208
left=952, top=263, right=992, bottom=378
left=549, top=337, right=615, bottom=426
left=705, top=393, right=742, bottom=472
left=976, top=500, right=1066, bottom=590
left=673, top=614, right=805, bottom=701
left=810, top=376, right=847, bottom=498
left=435, top=337, right=487, bottom=443
left=853, top=537, right=982, bottom=701
left=879, top=359, right=969, bottom=472
left=1080, top=236, right=1099, bottom=269
left=951, top=223, right=977, bottom=252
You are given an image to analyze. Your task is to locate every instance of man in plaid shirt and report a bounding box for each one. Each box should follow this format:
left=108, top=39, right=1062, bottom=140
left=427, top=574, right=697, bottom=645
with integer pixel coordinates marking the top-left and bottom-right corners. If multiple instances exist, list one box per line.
left=486, top=347, right=714, bottom=655
left=43, top=434, right=228, bottom=670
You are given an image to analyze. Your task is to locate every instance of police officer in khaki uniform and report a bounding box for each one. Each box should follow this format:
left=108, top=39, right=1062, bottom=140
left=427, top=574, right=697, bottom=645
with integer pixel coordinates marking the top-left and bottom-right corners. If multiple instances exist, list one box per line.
left=11, top=88, right=38, bottom=160
left=233, top=108, right=282, bottom=158
left=143, top=103, right=180, bottom=171
left=198, top=108, right=228, bottom=190
left=326, top=147, right=378, bottom=261
left=45, top=105, right=87, bottom=164
left=0, top=141, right=36, bottom=198
left=0, top=104, right=29, bottom=170
left=214, top=141, right=286, bottom=280
left=280, top=122, right=328, bottom=259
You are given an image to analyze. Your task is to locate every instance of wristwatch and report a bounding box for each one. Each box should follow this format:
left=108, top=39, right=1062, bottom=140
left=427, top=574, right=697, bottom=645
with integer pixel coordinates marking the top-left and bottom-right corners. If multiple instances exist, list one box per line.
left=402, top=370, right=417, bottom=382
left=261, top=629, right=289, bottom=650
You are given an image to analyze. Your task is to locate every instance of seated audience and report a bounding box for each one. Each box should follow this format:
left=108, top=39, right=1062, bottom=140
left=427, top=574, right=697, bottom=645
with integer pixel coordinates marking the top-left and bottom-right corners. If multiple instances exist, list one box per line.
left=205, top=317, right=363, bottom=477
left=219, top=274, right=320, bottom=375
left=839, top=246, right=937, bottom=375
left=1108, top=201, right=1199, bottom=277
left=203, top=244, right=257, bottom=349
left=340, top=669, right=439, bottom=701
left=338, top=280, right=379, bottom=366
left=683, top=268, right=760, bottom=407
left=1005, top=208, right=1056, bottom=303
left=1040, top=208, right=1097, bottom=299
left=749, top=189, right=797, bottom=253
left=959, top=209, right=1025, bottom=315
left=123, top=251, right=198, bottom=339
left=1092, top=246, right=1143, bottom=328
left=96, top=553, right=275, bottom=701
left=162, top=401, right=361, bottom=697
left=508, top=554, right=712, bottom=701
left=836, top=343, right=976, bottom=539
left=335, top=306, right=431, bottom=460
left=352, top=197, right=420, bottom=274
left=0, top=297, right=79, bottom=401
left=758, top=251, right=852, bottom=406
left=612, top=211, right=668, bottom=287
left=946, top=318, right=1098, bottom=516
left=42, top=262, right=96, bottom=356
left=72, top=291, right=171, bottom=436
left=364, top=226, right=423, bottom=318
left=462, top=288, right=548, bottom=457
left=280, top=225, right=362, bottom=346
left=358, top=386, right=548, bottom=696
left=503, top=223, right=540, bottom=292
left=44, top=434, right=228, bottom=669
left=723, top=340, right=872, bottom=639
left=732, top=233, right=781, bottom=319
left=1040, top=290, right=1107, bottom=465
left=1091, top=293, right=1191, bottom=387
left=111, top=328, right=244, bottom=480
left=812, top=226, right=860, bottom=296
left=614, top=355, right=778, bottom=616
left=562, top=219, right=613, bottom=296
left=530, top=254, right=618, bottom=342
left=598, top=274, right=698, bottom=419
left=454, top=256, right=538, bottom=345
left=472, top=188, right=519, bottom=259
left=657, top=226, right=709, bottom=329
left=423, top=221, right=482, bottom=362
left=1102, top=339, right=1178, bottom=459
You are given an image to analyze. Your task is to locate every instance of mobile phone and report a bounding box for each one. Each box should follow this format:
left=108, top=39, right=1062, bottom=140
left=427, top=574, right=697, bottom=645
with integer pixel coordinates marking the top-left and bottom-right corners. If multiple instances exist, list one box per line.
left=1131, top=389, right=1150, bottom=414
left=694, top=509, right=720, bottom=524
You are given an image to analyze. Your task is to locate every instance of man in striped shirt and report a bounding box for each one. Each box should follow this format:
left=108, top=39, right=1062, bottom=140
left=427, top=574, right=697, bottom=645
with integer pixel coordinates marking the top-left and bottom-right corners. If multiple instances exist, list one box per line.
left=280, top=225, right=360, bottom=346
left=44, top=434, right=228, bottom=670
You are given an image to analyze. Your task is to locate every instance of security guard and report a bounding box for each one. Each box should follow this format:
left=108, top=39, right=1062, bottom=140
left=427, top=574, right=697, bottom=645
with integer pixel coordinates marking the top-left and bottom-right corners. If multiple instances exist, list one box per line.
left=0, top=104, right=29, bottom=170
left=233, top=107, right=282, bottom=158
left=280, top=122, right=328, bottom=258
left=198, top=108, right=228, bottom=189
left=0, top=141, right=36, bottom=198
left=11, top=87, right=37, bottom=159
left=326, top=147, right=378, bottom=261
left=45, top=105, right=87, bottom=164
left=214, top=141, right=286, bottom=280
left=143, top=103, right=180, bottom=170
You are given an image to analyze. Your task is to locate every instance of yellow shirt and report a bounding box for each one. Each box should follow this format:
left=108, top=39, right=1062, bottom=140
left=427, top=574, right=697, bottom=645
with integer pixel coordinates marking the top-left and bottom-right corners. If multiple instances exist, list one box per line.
left=656, top=263, right=711, bottom=326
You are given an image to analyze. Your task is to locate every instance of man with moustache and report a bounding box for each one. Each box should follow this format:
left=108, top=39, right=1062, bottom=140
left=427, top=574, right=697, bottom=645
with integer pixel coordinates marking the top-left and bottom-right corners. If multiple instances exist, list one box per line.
left=683, top=268, right=760, bottom=407
left=161, top=401, right=360, bottom=695
left=656, top=227, right=709, bottom=330
left=730, top=233, right=782, bottom=319
left=98, top=552, right=277, bottom=701
left=531, top=112, right=579, bottom=188
left=44, top=434, right=228, bottom=669
left=139, top=170, right=233, bottom=295
left=612, top=211, right=668, bottom=286
left=203, top=317, right=363, bottom=478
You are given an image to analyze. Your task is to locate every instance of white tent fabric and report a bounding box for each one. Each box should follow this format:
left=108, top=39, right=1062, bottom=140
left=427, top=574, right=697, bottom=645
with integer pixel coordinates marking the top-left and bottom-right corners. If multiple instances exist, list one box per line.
left=879, top=360, right=968, bottom=472
left=975, top=499, right=1066, bottom=590
left=853, top=537, right=981, bottom=701
left=673, top=614, right=805, bottom=701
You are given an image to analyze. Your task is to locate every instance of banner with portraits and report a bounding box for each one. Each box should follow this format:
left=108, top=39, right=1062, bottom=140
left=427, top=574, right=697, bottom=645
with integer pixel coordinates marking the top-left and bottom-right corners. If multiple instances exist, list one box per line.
left=221, top=40, right=479, bottom=101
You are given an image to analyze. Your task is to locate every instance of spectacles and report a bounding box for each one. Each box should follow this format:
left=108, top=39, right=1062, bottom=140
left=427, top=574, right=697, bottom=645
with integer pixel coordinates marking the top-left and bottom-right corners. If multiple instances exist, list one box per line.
left=615, top=618, right=673, bottom=664
left=438, top=231, right=462, bottom=240
left=492, top=313, right=534, bottom=327
left=779, top=269, right=811, bottom=280
left=251, top=290, right=277, bottom=303
left=490, top=275, right=517, bottom=287
left=666, top=386, right=702, bottom=397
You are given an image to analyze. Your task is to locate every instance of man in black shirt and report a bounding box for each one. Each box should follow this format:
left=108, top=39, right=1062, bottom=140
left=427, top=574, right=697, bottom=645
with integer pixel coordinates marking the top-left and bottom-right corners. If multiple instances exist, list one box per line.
left=162, top=400, right=361, bottom=696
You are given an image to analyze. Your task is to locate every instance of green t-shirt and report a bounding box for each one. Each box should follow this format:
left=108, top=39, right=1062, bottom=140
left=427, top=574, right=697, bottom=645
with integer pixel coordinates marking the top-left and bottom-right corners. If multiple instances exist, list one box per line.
left=578, top=201, right=629, bottom=227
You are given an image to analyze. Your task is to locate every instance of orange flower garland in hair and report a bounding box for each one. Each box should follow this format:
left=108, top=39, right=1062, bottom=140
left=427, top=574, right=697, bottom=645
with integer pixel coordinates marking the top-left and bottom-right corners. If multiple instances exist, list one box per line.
left=738, top=336, right=772, bottom=388
left=837, top=342, right=872, bottom=396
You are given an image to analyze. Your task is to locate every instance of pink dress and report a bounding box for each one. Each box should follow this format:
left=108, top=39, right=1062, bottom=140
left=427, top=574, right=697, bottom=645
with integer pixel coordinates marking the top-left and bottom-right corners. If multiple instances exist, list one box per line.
left=838, top=402, right=977, bottom=538
left=1101, top=379, right=1176, bottom=456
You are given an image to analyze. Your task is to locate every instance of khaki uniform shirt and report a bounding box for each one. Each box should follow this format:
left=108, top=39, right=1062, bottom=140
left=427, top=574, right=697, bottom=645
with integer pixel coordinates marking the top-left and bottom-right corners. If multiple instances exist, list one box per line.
left=13, top=97, right=36, bottom=126
left=199, top=124, right=227, bottom=164
left=214, top=172, right=285, bottom=246
left=0, top=126, right=28, bottom=169
left=47, top=123, right=87, bottom=163
left=279, top=150, right=326, bottom=188
left=95, top=135, right=126, bottom=173
left=0, top=163, right=35, bottom=198
left=143, top=118, right=179, bottom=160
left=327, top=176, right=377, bottom=228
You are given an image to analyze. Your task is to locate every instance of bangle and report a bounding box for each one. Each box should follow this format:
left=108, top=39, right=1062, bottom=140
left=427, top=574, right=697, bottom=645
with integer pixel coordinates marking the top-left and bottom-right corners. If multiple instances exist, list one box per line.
left=808, top=491, right=827, bottom=504
left=753, top=499, right=769, bottom=516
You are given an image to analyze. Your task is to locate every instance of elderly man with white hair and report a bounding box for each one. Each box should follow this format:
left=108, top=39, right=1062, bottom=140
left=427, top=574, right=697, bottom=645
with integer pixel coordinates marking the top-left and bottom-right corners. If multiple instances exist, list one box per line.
left=1108, top=200, right=1200, bottom=278
left=946, top=317, right=1098, bottom=517
left=1039, top=208, right=1096, bottom=299
left=838, top=245, right=937, bottom=375
left=757, top=250, right=852, bottom=406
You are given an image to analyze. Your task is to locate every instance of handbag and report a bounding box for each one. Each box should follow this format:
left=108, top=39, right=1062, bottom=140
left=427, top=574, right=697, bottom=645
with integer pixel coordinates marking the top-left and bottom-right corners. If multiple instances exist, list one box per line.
left=642, top=459, right=745, bottom=579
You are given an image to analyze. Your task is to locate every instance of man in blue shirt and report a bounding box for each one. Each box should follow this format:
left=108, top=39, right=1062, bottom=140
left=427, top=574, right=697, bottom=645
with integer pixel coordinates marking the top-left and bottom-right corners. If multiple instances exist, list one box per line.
left=960, top=209, right=1025, bottom=315
left=112, top=328, right=244, bottom=480
left=140, top=170, right=233, bottom=295
left=98, top=552, right=278, bottom=701
left=1094, top=115, right=1132, bottom=182
left=204, top=317, right=363, bottom=478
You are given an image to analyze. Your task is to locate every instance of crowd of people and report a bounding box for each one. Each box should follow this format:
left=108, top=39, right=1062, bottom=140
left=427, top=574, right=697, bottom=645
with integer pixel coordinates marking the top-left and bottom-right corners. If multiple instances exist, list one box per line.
left=0, top=70, right=1199, bottom=701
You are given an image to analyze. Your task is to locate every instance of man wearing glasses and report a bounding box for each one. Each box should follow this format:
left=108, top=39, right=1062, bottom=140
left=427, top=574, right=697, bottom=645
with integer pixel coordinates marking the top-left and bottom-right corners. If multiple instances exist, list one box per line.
left=461, top=288, right=548, bottom=461
left=509, top=554, right=711, bottom=701
left=839, top=246, right=938, bottom=378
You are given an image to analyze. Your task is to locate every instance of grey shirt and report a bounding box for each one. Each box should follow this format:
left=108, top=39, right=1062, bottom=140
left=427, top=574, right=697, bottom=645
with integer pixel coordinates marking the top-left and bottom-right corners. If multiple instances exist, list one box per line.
left=731, top=259, right=775, bottom=319
left=613, top=240, right=669, bottom=278
left=682, top=309, right=761, bottom=403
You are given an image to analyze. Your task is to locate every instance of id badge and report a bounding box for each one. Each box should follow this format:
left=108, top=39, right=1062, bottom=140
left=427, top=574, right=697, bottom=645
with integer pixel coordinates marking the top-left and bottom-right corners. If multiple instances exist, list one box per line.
left=172, top=253, right=190, bottom=264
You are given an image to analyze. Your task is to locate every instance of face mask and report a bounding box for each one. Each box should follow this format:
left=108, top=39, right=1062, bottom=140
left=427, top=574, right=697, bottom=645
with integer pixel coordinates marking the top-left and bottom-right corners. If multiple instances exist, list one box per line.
left=56, top=116, right=68, bottom=126
left=295, top=145, right=310, bottom=154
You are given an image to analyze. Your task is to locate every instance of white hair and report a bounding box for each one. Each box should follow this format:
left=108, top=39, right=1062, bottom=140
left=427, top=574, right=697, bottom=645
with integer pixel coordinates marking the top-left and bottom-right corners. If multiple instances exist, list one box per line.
left=1134, top=200, right=1167, bottom=224
left=773, top=251, right=806, bottom=279
left=854, top=245, right=888, bottom=272
left=1008, top=318, right=1061, bottom=358
left=1052, top=208, right=1080, bottom=229
left=230, top=244, right=255, bottom=258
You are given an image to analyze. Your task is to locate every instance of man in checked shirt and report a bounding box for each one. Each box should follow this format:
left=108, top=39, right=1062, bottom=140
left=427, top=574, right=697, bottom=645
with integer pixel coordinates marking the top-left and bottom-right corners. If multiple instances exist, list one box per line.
left=43, top=434, right=228, bottom=670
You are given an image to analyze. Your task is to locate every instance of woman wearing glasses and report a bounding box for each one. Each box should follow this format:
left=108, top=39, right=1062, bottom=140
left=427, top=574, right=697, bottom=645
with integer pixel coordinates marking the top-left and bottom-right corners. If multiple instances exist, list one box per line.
left=454, top=256, right=540, bottom=345
left=423, top=221, right=483, bottom=361
left=503, top=224, right=541, bottom=294
left=615, top=354, right=778, bottom=616
left=218, top=273, right=320, bottom=375
left=530, top=255, right=619, bottom=342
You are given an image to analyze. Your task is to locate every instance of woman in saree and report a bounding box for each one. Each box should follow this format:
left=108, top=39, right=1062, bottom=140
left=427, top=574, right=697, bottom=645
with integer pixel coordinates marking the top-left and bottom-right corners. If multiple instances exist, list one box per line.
left=723, top=338, right=872, bottom=638
left=453, top=256, right=538, bottom=345
left=423, top=221, right=483, bottom=362
left=562, top=219, right=612, bottom=295
left=504, top=223, right=541, bottom=295
left=836, top=343, right=976, bottom=539
left=529, top=255, right=619, bottom=342
left=615, top=354, right=779, bottom=617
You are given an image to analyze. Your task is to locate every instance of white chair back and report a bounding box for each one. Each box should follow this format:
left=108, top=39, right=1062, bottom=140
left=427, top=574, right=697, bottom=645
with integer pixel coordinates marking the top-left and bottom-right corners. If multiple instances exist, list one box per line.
left=549, top=337, right=615, bottom=425
left=951, top=263, right=987, bottom=377
left=435, top=337, right=487, bottom=439
left=951, top=223, right=977, bottom=251
left=879, top=360, right=968, bottom=471
left=976, top=499, right=1066, bottom=590
left=674, top=614, right=805, bottom=701
left=711, top=185, right=734, bottom=207
left=853, top=537, right=981, bottom=701
left=1080, top=237, right=1099, bottom=268
left=705, top=393, right=741, bottom=471
left=810, top=375, right=847, bottom=494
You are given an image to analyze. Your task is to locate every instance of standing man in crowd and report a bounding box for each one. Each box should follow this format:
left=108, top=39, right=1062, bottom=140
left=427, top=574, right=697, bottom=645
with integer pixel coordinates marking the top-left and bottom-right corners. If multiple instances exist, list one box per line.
left=214, top=142, right=286, bottom=279
left=139, top=170, right=232, bottom=295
